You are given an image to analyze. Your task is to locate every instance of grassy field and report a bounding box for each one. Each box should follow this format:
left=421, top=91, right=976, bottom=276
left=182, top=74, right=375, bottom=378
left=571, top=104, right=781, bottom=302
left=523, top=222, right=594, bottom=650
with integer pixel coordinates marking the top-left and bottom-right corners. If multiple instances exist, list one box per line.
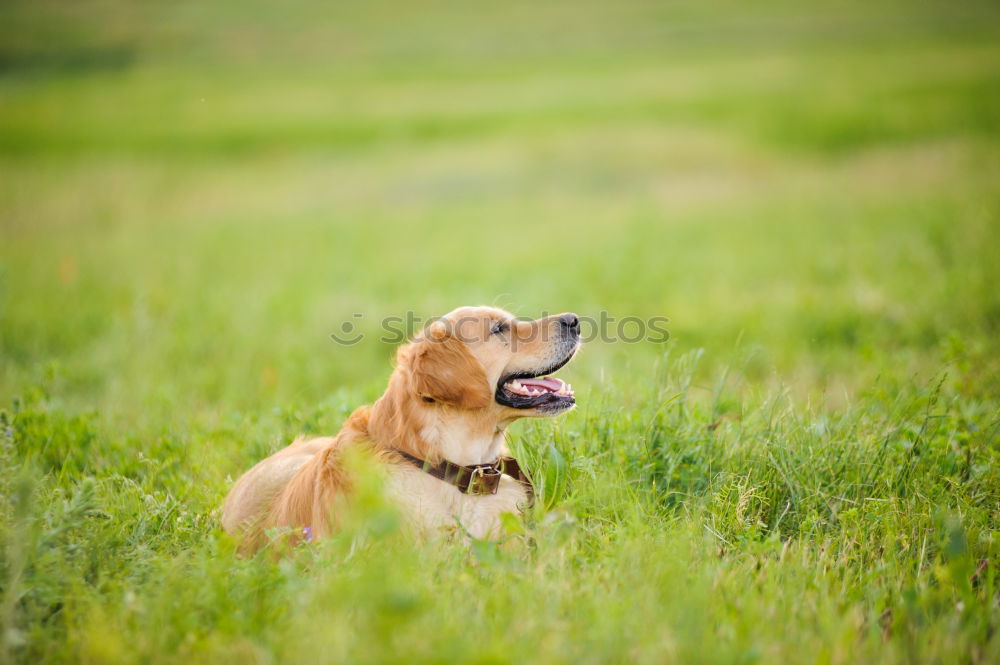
left=2, top=0, right=1000, bottom=663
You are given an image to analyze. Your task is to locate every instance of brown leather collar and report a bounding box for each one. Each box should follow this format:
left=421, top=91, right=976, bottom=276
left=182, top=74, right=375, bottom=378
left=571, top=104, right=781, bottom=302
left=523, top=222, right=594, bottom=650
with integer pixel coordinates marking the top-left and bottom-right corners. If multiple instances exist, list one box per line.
left=395, top=450, right=534, bottom=506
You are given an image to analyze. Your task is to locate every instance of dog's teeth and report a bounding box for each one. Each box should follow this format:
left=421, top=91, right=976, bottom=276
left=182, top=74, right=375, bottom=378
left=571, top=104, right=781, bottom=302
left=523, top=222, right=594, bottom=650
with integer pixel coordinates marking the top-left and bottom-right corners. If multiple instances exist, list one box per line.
left=507, top=380, right=532, bottom=396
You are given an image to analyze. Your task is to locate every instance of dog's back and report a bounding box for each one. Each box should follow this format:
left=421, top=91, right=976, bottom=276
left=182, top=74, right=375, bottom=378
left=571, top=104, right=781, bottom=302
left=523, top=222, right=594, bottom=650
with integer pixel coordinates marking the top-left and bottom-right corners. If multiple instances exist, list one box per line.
left=221, top=436, right=336, bottom=547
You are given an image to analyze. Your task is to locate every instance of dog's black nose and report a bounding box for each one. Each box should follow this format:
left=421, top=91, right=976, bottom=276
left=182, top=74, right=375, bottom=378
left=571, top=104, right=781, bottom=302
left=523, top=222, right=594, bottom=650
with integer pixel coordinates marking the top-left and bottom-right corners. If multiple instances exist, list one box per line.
left=559, top=313, right=580, bottom=333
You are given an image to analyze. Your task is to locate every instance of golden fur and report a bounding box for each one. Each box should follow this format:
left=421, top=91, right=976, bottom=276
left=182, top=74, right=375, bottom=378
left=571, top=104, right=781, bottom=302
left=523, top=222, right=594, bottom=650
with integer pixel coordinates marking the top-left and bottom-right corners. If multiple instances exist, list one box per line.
left=221, top=306, right=580, bottom=553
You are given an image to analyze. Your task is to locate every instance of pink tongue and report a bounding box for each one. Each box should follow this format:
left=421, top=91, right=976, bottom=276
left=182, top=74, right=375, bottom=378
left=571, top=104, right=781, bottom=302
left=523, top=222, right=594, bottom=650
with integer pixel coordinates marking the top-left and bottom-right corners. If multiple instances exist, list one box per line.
left=519, top=377, right=562, bottom=392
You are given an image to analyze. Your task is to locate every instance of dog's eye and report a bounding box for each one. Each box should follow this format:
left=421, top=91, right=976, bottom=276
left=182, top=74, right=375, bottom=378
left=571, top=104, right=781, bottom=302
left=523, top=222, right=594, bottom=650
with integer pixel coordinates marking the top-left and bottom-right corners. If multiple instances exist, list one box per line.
left=491, top=321, right=509, bottom=336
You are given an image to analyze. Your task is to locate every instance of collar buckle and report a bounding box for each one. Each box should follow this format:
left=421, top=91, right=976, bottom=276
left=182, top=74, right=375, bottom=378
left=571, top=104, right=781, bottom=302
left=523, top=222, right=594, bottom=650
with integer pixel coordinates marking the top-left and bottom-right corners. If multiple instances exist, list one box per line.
left=466, top=463, right=502, bottom=496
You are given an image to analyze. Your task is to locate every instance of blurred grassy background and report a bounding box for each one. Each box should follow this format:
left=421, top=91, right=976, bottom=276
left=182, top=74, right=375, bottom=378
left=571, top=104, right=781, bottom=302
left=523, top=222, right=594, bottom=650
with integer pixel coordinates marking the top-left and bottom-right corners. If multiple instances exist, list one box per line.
left=4, top=0, right=999, bottom=421
left=1, top=1, right=999, bottom=663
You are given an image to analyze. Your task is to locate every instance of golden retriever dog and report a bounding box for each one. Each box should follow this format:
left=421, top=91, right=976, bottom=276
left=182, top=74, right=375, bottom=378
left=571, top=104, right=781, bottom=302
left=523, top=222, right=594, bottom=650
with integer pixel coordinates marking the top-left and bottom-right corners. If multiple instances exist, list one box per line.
left=222, top=306, right=581, bottom=553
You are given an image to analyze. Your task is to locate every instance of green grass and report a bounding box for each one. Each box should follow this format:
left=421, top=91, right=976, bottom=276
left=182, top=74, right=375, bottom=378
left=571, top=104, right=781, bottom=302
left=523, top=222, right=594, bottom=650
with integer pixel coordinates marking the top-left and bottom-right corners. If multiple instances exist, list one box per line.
left=2, top=0, right=999, bottom=663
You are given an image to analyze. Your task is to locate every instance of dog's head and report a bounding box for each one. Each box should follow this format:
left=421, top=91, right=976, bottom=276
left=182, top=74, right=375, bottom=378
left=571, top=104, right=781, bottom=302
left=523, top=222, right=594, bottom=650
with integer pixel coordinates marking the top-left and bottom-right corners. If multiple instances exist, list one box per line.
left=402, top=306, right=581, bottom=417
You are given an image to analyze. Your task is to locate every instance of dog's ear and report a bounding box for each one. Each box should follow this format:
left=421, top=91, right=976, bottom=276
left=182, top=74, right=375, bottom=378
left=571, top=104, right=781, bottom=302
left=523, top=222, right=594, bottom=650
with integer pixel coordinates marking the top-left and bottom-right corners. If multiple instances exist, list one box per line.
left=410, top=323, right=491, bottom=409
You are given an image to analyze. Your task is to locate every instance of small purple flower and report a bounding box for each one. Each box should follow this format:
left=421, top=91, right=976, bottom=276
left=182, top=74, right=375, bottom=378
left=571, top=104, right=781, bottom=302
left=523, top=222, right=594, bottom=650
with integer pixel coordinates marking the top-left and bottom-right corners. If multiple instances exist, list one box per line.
left=302, top=526, right=313, bottom=543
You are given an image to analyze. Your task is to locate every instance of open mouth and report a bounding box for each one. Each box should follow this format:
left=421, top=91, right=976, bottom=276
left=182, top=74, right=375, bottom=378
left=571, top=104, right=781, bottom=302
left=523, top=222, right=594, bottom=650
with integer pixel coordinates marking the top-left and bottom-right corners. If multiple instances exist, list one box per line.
left=495, top=353, right=578, bottom=411
left=496, top=375, right=575, bottom=410
left=507, top=375, right=573, bottom=397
